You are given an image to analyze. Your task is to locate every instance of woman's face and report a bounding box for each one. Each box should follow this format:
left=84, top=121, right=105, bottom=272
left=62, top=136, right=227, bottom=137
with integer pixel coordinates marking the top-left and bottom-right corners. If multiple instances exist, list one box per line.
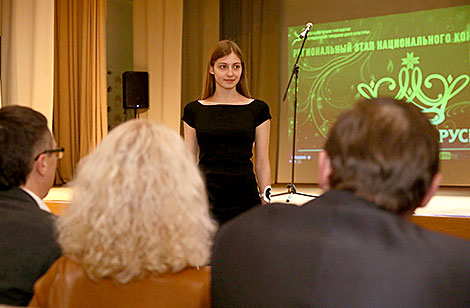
left=210, top=52, right=242, bottom=92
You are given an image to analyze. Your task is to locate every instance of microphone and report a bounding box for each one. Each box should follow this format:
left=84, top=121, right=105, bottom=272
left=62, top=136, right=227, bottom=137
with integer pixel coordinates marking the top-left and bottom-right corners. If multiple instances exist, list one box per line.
left=299, top=22, right=313, bottom=39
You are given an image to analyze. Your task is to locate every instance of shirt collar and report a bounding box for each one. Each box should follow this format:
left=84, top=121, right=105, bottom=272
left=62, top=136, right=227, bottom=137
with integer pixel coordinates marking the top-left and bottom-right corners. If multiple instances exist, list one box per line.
left=20, top=187, right=51, bottom=213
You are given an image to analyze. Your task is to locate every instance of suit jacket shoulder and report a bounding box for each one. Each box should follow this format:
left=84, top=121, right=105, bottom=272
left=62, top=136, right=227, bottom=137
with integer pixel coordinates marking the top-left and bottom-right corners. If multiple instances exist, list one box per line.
left=212, top=190, right=470, bottom=308
left=0, top=187, right=61, bottom=306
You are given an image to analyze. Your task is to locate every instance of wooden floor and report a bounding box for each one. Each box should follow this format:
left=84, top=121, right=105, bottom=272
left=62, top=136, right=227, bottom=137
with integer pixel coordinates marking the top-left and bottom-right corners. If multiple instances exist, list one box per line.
left=44, top=185, right=470, bottom=240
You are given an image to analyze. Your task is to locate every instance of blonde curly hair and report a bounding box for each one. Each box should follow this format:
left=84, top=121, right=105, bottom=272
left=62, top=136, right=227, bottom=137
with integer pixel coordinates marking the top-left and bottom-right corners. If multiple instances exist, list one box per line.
left=57, top=119, right=217, bottom=283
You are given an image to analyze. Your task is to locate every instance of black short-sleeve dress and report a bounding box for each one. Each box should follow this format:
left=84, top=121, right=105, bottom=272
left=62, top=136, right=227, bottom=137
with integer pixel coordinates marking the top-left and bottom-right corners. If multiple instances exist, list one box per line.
left=182, top=99, right=271, bottom=224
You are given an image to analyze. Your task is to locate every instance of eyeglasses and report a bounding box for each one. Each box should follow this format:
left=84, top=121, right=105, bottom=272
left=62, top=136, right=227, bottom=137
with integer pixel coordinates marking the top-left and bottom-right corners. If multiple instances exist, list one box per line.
left=34, top=147, right=65, bottom=160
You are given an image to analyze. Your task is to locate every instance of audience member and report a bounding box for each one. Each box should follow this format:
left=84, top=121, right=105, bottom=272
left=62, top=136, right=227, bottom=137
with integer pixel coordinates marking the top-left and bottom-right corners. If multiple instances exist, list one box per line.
left=0, top=106, right=62, bottom=306
left=211, top=98, right=470, bottom=307
left=29, top=119, right=217, bottom=308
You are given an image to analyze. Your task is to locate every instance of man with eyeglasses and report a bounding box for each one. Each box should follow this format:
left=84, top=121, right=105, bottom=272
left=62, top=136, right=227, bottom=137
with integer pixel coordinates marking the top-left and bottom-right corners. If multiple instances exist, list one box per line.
left=0, top=105, right=62, bottom=306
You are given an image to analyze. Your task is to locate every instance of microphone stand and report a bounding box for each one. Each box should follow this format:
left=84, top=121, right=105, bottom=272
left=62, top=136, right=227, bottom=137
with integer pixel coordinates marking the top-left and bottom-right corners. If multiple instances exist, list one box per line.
left=272, top=27, right=317, bottom=203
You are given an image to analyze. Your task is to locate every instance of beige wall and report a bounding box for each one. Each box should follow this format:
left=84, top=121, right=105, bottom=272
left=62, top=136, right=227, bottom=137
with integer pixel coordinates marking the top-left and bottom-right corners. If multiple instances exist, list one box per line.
left=133, top=0, right=184, bottom=132
left=106, top=0, right=133, bottom=130
left=1, top=0, right=54, bottom=128
left=1, top=0, right=208, bottom=134
left=181, top=0, right=219, bottom=131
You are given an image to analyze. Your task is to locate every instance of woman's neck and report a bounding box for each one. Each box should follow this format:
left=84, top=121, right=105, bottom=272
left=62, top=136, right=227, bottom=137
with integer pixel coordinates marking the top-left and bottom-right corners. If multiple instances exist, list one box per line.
left=207, top=88, right=249, bottom=103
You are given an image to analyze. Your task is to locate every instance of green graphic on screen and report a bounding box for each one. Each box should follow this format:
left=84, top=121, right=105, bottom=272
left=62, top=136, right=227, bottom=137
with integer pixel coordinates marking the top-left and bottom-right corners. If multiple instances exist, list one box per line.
left=280, top=5, right=470, bottom=185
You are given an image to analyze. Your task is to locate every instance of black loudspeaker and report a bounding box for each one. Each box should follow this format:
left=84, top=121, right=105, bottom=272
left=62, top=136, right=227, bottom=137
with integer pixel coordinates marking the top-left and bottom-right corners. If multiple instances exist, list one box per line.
left=123, top=71, right=149, bottom=109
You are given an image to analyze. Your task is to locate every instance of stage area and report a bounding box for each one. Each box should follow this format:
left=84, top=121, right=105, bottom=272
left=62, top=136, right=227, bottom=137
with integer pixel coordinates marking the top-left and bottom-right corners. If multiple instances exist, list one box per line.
left=44, top=185, right=470, bottom=240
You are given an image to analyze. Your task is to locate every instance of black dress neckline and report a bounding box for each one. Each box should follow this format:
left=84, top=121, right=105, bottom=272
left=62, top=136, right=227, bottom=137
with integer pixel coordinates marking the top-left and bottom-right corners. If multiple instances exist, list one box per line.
left=197, top=99, right=255, bottom=106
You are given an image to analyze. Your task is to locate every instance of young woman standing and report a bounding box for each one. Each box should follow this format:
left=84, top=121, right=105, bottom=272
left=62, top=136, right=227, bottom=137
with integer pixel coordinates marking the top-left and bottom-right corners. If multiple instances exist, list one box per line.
left=183, top=40, right=272, bottom=224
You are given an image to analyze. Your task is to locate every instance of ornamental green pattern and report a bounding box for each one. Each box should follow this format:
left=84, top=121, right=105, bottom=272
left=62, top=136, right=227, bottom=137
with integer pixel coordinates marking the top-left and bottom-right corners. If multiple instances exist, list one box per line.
left=357, top=52, right=470, bottom=125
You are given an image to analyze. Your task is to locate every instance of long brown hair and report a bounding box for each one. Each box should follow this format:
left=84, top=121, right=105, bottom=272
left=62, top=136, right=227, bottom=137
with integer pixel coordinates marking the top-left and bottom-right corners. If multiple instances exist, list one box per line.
left=201, top=40, right=251, bottom=99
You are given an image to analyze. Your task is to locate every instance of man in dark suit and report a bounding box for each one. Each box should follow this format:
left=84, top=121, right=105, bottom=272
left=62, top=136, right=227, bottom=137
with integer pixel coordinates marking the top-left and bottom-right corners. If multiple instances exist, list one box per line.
left=211, top=98, right=470, bottom=308
left=0, top=106, right=62, bottom=306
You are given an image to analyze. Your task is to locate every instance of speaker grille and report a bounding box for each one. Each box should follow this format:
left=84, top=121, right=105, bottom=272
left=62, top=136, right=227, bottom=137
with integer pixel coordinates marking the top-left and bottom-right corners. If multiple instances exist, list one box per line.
left=123, top=71, right=149, bottom=109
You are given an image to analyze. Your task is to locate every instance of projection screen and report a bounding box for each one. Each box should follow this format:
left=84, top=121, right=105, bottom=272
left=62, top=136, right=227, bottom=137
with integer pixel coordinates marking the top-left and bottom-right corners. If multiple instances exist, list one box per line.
left=277, top=4, right=470, bottom=186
